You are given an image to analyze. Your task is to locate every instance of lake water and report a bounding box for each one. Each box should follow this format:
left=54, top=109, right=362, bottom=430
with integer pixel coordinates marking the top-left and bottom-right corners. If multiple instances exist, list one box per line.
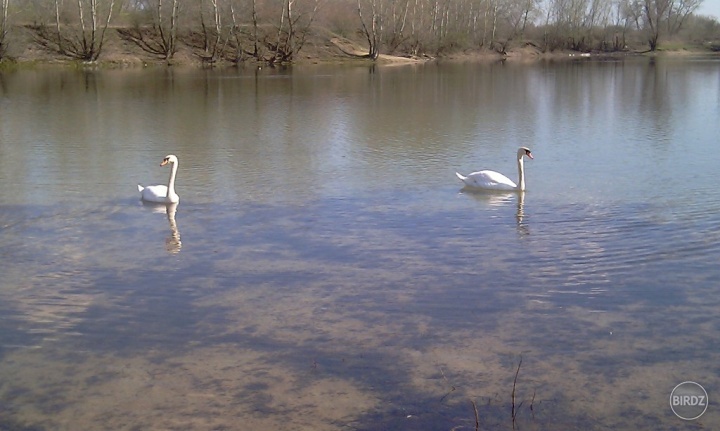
left=1, top=57, right=720, bottom=430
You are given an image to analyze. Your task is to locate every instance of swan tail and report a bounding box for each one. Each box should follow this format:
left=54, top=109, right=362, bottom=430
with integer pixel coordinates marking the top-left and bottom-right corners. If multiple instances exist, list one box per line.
left=456, top=172, right=471, bottom=185
left=137, top=185, right=145, bottom=193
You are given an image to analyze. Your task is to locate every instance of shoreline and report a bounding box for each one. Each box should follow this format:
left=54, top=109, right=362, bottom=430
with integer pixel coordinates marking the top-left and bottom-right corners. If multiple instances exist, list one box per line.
left=3, top=49, right=716, bottom=71
left=0, top=25, right=717, bottom=70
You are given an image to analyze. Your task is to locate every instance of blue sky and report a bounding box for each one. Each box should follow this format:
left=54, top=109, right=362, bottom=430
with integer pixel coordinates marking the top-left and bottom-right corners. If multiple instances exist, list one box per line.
left=698, top=0, right=720, bottom=19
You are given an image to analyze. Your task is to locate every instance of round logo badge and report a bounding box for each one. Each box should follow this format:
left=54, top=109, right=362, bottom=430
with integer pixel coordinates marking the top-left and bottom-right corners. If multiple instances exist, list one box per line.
left=670, top=381, right=708, bottom=420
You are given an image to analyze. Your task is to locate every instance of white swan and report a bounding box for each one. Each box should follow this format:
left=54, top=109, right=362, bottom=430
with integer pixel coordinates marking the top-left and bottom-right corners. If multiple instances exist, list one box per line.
left=138, top=154, right=180, bottom=203
left=456, top=147, right=533, bottom=191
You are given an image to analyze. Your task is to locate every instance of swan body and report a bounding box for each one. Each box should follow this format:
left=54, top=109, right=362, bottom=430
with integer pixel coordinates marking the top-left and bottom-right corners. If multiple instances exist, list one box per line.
left=456, top=147, right=533, bottom=191
left=456, top=170, right=518, bottom=190
left=138, top=155, right=180, bottom=203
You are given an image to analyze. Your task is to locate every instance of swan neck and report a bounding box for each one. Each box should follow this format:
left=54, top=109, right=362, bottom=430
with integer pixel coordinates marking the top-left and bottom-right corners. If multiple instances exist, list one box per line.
left=167, top=161, right=178, bottom=198
left=517, top=156, right=525, bottom=191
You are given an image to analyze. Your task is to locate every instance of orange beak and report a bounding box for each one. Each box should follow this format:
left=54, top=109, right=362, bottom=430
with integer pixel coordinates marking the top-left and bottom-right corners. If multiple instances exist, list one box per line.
left=160, top=159, right=169, bottom=167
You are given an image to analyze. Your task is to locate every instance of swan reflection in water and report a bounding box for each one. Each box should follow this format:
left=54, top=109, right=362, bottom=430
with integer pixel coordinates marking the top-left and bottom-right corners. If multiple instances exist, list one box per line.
left=459, top=189, right=529, bottom=236
left=515, top=191, right=529, bottom=236
left=142, top=201, right=182, bottom=254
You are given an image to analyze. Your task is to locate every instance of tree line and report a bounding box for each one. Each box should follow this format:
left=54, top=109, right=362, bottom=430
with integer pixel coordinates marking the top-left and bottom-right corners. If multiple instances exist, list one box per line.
left=0, top=0, right=718, bottom=64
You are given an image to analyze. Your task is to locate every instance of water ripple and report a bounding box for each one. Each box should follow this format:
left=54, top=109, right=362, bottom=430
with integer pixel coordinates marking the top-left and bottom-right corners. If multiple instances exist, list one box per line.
left=519, top=198, right=720, bottom=306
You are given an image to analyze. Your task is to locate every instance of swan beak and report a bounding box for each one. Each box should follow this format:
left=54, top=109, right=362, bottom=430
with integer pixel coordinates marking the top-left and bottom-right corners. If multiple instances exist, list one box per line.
left=160, top=159, right=169, bottom=167
left=527, top=152, right=534, bottom=159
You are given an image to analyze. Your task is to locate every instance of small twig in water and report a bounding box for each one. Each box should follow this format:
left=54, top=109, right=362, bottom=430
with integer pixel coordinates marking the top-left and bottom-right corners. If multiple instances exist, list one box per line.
left=511, top=355, right=523, bottom=422
left=530, top=389, right=536, bottom=418
left=440, top=386, right=457, bottom=403
left=470, top=399, right=480, bottom=431
left=439, top=367, right=456, bottom=403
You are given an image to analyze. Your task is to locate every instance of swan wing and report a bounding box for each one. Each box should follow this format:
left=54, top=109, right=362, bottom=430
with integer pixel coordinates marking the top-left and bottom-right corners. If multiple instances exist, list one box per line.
left=456, top=170, right=517, bottom=190
left=140, top=185, right=170, bottom=203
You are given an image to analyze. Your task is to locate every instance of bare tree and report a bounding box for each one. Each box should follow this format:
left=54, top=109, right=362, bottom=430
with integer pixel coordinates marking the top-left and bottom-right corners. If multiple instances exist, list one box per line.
left=274, top=0, right=293, bottom=59
left=666, top=0, right=702, bottom=37
left=638, top=0, right=701, bottom=50
left=496, top=0, right=539, bottom=51
left=198, top=0, right=227, bottom=62
left=226, top=0, right=250, bottom=61
left=608, top=0, right=634, bottom=50
left=642, top=0, right=671, bottom=49
left=224, top=0, right=261, bottom=61
left=386, top=0, right=411, bottom=51
left=483, top=0, right=499, bottom=49
left=117, top=0, right=180, bottom=60
left=250, top=0, right=259, bottom=57
left=541, top=0, right=608, bottom=50
left=41, top=0, right=117, bottom=61
left=357, top=0, right=382, bottom=59
left=269, top=0, right=322, bottom=62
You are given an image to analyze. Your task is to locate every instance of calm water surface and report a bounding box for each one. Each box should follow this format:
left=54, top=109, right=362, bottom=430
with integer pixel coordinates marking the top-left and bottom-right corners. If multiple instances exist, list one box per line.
left=1, top=58, right=720, bottom=430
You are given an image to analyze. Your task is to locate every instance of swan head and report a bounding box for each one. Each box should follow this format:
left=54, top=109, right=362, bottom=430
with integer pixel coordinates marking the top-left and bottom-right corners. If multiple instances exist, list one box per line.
left=160, top=154, right=179, bottom=167
left=517, top=147, right=533, bottom=160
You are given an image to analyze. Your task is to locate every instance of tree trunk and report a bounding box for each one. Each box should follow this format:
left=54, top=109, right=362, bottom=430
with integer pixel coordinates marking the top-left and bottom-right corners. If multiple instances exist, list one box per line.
left=54, top=0, right=65, bottom=54
left=358, top=0, right=381, bottom=60
left=0, top=0, right=8, bottom=58
left=252, top=0, right=259, bottom=58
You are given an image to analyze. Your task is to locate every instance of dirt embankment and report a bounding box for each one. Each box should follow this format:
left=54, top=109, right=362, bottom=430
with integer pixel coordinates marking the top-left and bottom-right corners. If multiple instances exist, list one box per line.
left=1, top=24, right=712, bottom=69
left=0, top=25, right=436, bottom=68
left=0, top=25, right=557, bottom=68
